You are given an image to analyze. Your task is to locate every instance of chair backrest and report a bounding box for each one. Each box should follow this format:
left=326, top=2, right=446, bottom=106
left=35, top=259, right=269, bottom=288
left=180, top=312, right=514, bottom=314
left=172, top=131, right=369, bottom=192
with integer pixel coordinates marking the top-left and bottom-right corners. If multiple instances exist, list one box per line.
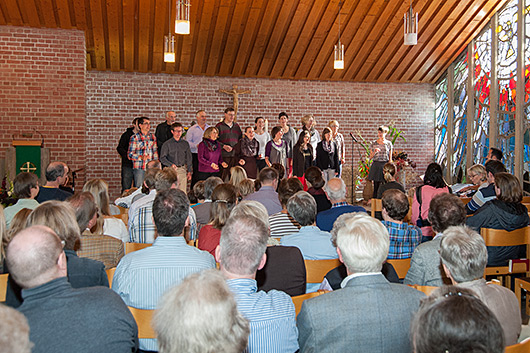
left=505, top=337, right=530, bottom=353
left=370, top=198, right=382, bottom=218
left=304, top=259, right=341, bottom=284
left=109, top=213, right=128, bottom=225
left=106, top=267, right=116, bottom=289
left=481, top=227, right=530, bottom=247
left=125, top=242, right=152, bottom=254
left=0, top=273, right=8, bottom=302
left=292, top=290, right=328, bottom=316
left=386, top=258, right=411, bottom=280
left=408, top=284, right=437, bottom=296
left=128, top=306, right=156, bottom=339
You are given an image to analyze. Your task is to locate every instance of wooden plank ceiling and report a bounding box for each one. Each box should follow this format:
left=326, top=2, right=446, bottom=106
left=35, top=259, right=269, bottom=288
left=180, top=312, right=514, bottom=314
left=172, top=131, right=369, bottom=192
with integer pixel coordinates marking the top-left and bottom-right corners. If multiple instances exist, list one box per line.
left=0, top=0, right=509, bottom=83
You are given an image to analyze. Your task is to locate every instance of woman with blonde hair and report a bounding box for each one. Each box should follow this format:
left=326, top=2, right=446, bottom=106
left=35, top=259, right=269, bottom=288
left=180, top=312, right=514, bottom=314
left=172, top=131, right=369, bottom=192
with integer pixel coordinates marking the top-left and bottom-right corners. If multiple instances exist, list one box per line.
left=376, top=162, right=405, bottom=199
left=198, top=184, right=237, bottom=256
left=83, top=179, right=128, bottom=242
left=229, top=166, right=248, bottom=187
left=458, top=164, right=488, bottom=196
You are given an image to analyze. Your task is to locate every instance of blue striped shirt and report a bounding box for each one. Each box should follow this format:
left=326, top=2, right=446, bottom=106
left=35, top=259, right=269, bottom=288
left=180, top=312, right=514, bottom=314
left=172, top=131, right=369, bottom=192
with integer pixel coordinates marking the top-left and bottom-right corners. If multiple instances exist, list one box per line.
left=227, top=278, right=299, bottom=353
left=112, top=236, right=216, bottom=351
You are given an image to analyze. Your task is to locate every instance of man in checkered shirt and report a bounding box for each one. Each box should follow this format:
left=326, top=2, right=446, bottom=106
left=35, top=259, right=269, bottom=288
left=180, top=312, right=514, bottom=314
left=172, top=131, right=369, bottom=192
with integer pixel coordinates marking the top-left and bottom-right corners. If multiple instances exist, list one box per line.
left=128, top=116, right=158, bottom=187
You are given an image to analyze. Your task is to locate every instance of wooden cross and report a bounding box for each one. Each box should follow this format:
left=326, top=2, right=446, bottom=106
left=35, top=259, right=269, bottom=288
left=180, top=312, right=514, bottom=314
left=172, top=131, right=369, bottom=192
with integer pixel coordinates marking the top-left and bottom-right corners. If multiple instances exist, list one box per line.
left=20, top=161, right=37, bottom=173
left=219, top=85, right=251, bottom=119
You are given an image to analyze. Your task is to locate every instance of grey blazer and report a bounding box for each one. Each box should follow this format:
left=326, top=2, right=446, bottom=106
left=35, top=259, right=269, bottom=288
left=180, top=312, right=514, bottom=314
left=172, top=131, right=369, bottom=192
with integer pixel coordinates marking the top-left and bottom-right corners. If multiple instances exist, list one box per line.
left=297, top=274, right=425, bottom=353
left=403, top=237, right=451, bottom=287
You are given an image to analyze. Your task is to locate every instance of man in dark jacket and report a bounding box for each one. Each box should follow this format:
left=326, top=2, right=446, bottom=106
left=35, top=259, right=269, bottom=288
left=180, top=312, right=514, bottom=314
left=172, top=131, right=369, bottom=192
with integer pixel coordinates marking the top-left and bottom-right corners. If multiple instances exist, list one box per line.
left=116, top=118, right=139, bottom=193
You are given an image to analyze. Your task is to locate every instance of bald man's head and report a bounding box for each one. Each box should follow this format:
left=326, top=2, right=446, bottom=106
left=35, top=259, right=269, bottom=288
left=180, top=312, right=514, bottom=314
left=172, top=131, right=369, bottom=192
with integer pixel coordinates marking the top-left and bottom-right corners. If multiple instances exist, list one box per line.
left=6, top=225, right=66, bottom=289
left=323, top=178, right=347, bottom=202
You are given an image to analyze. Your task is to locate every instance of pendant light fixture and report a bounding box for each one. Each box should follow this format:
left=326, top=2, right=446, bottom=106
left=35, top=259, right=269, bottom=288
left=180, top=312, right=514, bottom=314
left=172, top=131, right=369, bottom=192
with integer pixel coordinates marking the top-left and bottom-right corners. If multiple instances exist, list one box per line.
left=164, top=0, right=175, bottom=63
left=334, top=1, right=344, bottom=70
left=175, top=0, right=190, bottom=35
left=404, top=1, right=418, bottom=46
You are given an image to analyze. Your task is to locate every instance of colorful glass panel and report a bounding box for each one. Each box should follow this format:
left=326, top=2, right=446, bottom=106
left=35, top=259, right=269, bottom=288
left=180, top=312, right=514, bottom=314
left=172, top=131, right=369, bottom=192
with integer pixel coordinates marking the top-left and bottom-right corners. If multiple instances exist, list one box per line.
left=474, top=27, right=492, bottom=165
left=452, top=53, right=468, bottom=181
left=524, top=1, right=530, bottom=181
left=435, top=77, right=448, bottom=172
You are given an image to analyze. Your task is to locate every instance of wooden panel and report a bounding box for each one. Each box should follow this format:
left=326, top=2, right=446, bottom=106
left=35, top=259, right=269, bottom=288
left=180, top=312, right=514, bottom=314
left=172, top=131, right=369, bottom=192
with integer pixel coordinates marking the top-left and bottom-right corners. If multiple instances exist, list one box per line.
left=137, top=0, right=152, bottom=72
left=122, top=0, right=136, bottom=71
left=17, top=0, right=41, bottom=27
left=106, top=0, right=122, bottom=71
left=88, top=0, right=107, bottom=70
left=218, top=0, right=251, bottom=75
left=182, top=0, right=203, bottom=74
left=150, top=0, right=166, bottom=73
left=190, top=0, right=215, bottom=74
left=39, top=0, right=58, bottom=28
left=206, top=0, right=232, bottom=76
left=55, top=0, right=73, bottom=29
left=72, top=0, right=87, bottom=30
left=4, top=0, right=23, bottom=26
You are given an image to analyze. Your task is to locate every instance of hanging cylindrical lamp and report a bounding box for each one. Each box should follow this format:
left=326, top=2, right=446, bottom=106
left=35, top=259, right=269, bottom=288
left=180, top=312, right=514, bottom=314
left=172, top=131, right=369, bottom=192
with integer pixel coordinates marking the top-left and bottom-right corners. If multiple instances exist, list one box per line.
left=404, top=2, right=418, bottom=46
left=164, top=35, right=175, bottom=63
left=175, top=0, right=190, bottom=35
left=334, top=1, right=344, bottom=70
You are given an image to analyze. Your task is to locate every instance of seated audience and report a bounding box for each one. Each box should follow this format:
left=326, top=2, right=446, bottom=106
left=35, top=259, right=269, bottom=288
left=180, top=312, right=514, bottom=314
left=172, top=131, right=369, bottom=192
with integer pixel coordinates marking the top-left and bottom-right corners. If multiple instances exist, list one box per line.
left=0, top=303, right=32, bottom=353
left=127, top=168, right=160, bottom=237
left=3, top=172, right=39, bottom=228
left=316, top=178, right=366, bottom=232
left=269, top=178, right=303, bottom=238
left=466, top=160, right=506, bottom=214
left=466, top=172, right=529, bottom=266
left=113, top=188, right=215, bottom=352
left=114, top=160, right=162, bottom=208
left=198, top=184, right=237, bottom=256
left=487, top=147, right=503, bottom=162
left=193, top=176, right=223, bottom=224
left=439, top=225, right=521, bottom=345
left=153, top=269, right=249, bottom=353
left=411, top=286, right=504, bottom=353
left=229, top=165, right=248, bottom=187
left=6, top=225, right=138, bottom=353
left=83, top=179, right=128, bottom=241
left=457, top=164, right=488, bottom=197
left=244, top=167, right=282, bottom=215
left=35, top=162, right=72, bottom=202
left=297, top=213, right=424, bottom=352
left=304, top=166, right=331, bottom=213
left=376, top=162, right=405, bottom=199
left=404, top=193, right=466, bottom=287
left=216, top=214, right=299, bottom=352
left=68, top=192, right=124, bottom=269
left=190, top=180, right=205, bottom=207
left=237, top=178, right=255, bottom=198
left=381, top=189, right=421, bottom=259
left=271, top=162, right=286, bottom=181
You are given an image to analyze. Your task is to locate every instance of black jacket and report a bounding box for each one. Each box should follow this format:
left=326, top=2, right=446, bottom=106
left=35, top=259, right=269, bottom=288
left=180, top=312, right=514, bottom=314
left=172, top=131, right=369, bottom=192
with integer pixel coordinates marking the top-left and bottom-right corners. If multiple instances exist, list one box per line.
left=466, top=200, right=529, bottom=266
left=116, top=127, right=134, bottom=167
left=292, top=144, right=313, bottom=177
left=315, top=141, right=339, bottom=173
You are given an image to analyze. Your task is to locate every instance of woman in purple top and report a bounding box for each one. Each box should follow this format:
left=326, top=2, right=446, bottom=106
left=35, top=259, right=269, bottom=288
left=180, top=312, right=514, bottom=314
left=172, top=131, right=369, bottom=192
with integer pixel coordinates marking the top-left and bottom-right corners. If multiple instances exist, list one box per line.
left=197, top=127, right=228, bottom=181
left=265, top=126, right=288, bottom=174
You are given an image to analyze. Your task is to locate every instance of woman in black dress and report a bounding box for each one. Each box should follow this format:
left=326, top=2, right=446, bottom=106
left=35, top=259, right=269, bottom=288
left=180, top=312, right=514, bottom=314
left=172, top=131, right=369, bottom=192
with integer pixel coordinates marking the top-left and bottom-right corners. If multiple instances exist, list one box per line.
left=292, top=130, right=313, bottom=178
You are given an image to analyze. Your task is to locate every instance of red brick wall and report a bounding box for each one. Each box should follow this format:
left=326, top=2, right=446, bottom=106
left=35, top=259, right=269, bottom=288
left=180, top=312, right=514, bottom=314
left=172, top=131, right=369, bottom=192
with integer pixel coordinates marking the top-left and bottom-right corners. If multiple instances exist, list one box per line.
left=0, top=26, right=86, bottom=186
left=86, top=72, right=435, bottom=198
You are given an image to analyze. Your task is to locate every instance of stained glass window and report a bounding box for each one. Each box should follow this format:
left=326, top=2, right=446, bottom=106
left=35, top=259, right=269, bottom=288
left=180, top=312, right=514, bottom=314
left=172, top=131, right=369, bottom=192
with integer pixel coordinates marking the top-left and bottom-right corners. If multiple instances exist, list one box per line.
left=497, top=0, right=518, bottom=173
left=474, top=27, right=492, bottom=166
left=435, top=77, right=448, bottom=172
left=452, top=53, right=469, bottom=181
left=524, top=1, right=530, bottom=182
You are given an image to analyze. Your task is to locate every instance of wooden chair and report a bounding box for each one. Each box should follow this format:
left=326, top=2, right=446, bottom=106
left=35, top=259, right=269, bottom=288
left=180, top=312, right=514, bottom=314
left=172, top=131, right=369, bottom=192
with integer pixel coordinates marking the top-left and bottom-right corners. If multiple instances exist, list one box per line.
left=292, top=290, right=328, bottom=316
left=514, top=277, right=530, bottom=316
left=187, top=239, right=196, bottom=247
left=459, top=197, right=472, bottom=205
left=370, top=198, right=382, bottom=218
left=481, top=227, right=530, bottom=288
left=408, top=284, right=437, bottom=296
left=505, top=337, right=530, bottom=353
left=106, top=267, right=116, bottom=289
left=110, top=213, right=128, bottom=226
left=522, top=196, right=530, bottom=204
left=304, top=259, right=341, bottom=284
left=125, top=242, right=152, bottom=254
left=0, top=273, right=8, bottom=302
left=386, top=258, right=411, bottom=280
left=128, top=307, right=156, bottom=339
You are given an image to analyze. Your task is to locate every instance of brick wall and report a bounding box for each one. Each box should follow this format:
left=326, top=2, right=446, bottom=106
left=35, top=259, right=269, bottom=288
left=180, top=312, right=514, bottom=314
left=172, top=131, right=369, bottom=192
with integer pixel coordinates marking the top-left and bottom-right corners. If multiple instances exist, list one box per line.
left=86, top=72, right=435, bottom=198
left=0, top=26, right=86, bottom=186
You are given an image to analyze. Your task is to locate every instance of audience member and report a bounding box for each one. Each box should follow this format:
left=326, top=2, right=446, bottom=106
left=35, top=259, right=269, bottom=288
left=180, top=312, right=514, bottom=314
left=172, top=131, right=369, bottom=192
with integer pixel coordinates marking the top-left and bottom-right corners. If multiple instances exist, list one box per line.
left=439, top=225, right=521, bottom=345
left=237, top=178, right=255, bottom=198
left=269, top=177, right=303, bottom=238
left=376, top=162, right=405, bottom=199
left=229, top=165, right=248, bottom=186
left=7, top=225, right=138, bottom=353
left=83, top=179, right=128, bottom=242
left=466, top=160, right=506, bottom=214
left=127, top=167, right=160, bottom=225
left=116, top=117, right=139, bottom=192
left=0, top=303, right=32, bottom=353
left=244, top=167, right=282, bottom=215
left=404, top=193, right=466, bottom=286
left=411, top=286, right=504, bottom=353
left=68, top=192, right=124, bottom=269
left=411, top=162, right=451, bottom=240
left=216, top=214, right=299, bottom=352
left=190, top=180, right=205, bottom=206
left=271, top=162, right=286, bottom=181
left=128, top=116, right=158, bottom=187
left=297, top=213, right=424, bottom=352
left=316, top=178, right=366, bottom=231
left=35, top=162, right=72, bottom=202
left=159, top=122, right=193, bottom=192
left=153, top=269, right=249, bottom=353
left=114, top=160, right=161, bottom=208
left=381, top=189, right=421, bottom=259
left=193, top=176, right=223, bottom=224
left=467, top=172, right=529, bottom=266
left=305, top=166, right=331, bottom=212
left=113, top=188, right=215, bottom=351
left=198, top=183, right=237, bottom=256
left=457, top=164, right=488, bottom=196
left=4, top=172, right=39, bottom=228
left=487, top=147, right=503, bottom=162
left=6, top=208, right=31, bottom=253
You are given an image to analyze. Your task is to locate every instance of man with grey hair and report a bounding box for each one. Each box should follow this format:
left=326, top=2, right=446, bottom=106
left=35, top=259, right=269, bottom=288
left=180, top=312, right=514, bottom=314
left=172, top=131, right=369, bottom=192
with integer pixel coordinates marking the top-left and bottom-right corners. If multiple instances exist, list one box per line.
left=193, top=176, right=223, bottom=224
left=316, top=178, right=366, bottom=231
left=297, top=213, right=424, bottom=352
left=7, top=225, right=138, bottom=353
left=36, top=161, right=72, bottom=202
left=439, top=225, right=521, bottom=345
left=216, top=214, right=299, bottom=352
left=153, top=269, right=249, bottom=353
left=0, top=304, right=32, bottom=353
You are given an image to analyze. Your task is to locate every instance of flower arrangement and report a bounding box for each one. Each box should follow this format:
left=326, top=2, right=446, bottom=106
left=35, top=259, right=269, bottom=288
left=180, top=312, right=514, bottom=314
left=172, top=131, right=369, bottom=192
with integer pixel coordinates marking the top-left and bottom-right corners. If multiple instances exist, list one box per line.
left=0, top=173, right=16, bottom=208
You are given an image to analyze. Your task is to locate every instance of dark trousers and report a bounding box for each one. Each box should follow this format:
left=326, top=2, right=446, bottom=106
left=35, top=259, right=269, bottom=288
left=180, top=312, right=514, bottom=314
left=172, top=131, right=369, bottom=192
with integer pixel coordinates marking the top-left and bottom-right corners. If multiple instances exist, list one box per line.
left=197, top=171, right=221, bottom=182
left=121, top=165, right=134, bottom=193
left=191, top=153, right=199, bottom=188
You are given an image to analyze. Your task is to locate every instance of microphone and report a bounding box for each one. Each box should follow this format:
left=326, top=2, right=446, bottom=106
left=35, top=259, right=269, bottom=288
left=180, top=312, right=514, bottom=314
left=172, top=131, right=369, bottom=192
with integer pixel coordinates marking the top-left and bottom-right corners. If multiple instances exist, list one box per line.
left=349, top=132, right=358, bottom=143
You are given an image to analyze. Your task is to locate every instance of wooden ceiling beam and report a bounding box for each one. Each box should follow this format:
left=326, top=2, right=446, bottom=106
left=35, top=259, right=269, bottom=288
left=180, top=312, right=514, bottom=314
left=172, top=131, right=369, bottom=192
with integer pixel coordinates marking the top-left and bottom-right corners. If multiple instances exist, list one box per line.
left=219, top=0, right=252, bottom=76
left=86, top=0, right=106, bottom=70
left=17, top=0, right=41, bottom=28
left=39, top=0, right=59, bottom=28
left=191, top=0, right=215, bottom=74
left=151, top=0, right=166, bottom=73
left=106, top=0, right=122, bottom=71
left=122, top=0, right=136, bottom=72
left=4, top=0, right=23, bottom=26
left=55, top=0, right=73, bottom=29
left=206, top=0, right=232, bottom=76
left=72, top=0, right=87, bottom=30
left=137, top=0, right=152, bottom=72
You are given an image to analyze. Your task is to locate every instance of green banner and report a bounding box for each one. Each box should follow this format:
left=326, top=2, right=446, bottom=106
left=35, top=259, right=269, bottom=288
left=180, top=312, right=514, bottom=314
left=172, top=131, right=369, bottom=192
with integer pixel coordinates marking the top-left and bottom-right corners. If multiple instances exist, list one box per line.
left=15, top=145, right=41, bottom=177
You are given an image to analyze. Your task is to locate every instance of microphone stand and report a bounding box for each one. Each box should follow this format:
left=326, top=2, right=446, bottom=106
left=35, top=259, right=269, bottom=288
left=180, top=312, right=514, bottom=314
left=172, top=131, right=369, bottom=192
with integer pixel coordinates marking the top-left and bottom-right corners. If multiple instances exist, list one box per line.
left=348, top=133, right=365, bottom=204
